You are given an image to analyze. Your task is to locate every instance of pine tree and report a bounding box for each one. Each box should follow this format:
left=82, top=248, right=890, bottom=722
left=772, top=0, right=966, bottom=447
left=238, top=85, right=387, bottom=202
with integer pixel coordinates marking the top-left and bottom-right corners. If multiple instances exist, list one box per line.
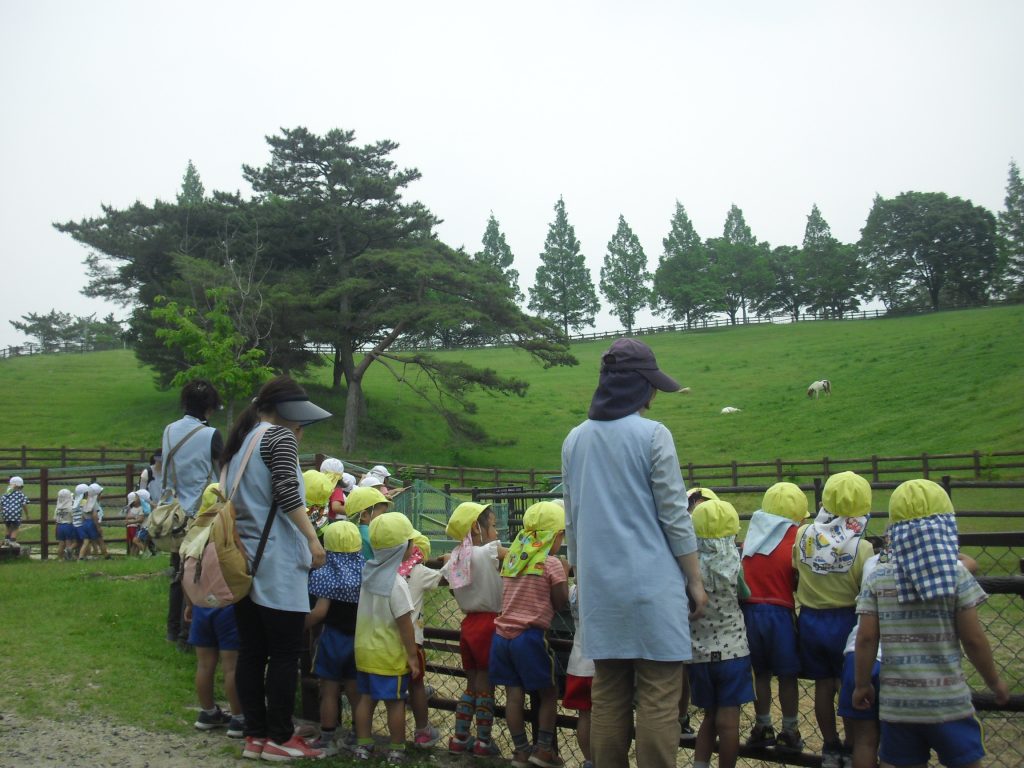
left=600, top=215, right=651, bottom=334
left=652, top=202, right=712, bottom=328
left=528, top=197, right=599, bottom=336
left=475, top=213, right=523, bottom=303
left=997, top=159, right=1024, bottom=295
left=177, top=160, right=205, bottom=206
left=714, top=205, right=769, bottom=323
left=803, top=204, right=864, bottom=317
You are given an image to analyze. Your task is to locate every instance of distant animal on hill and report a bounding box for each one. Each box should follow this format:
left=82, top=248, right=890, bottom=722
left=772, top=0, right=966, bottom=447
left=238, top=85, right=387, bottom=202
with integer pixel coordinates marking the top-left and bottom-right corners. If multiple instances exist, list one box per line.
left=807, top=379, right=832, bottom=398
left=720, top=406, right=742, bottom=414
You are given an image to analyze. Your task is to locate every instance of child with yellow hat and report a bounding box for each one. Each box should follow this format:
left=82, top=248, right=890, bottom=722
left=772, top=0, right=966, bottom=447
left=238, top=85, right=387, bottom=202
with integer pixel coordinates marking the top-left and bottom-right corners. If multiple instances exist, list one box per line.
left=793, top=471, right=875, bottom=768
left=303, top=520, right=365, bottom=756
left=441, top=501, right=506, bottom=757
left=345, top=486, right=392, bottom=560
left=352, top=512, right=419, bottom=763
left=740, top=482, right=809, bottom=752
left=854, top=479, right=1009, bottom=768
left=689, top=499, right=754, bottom=768
left=492, top=501, right=570, bottom=768
left=399, top=530, right=445, bottom=750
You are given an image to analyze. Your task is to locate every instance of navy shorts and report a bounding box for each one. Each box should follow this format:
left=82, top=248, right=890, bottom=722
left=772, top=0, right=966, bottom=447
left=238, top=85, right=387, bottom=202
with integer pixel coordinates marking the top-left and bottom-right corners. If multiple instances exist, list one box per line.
left=80, top=519, right=100, bottom=541
left=798, top=606, right=856, bottom=680
left=837, top=651, right=879, bottom=720
left=880, top=716, right=985, bottom=767
left=56, top=523, right=77, bottom=541
left=743, top=603, right=800, bottom=676
left=313, top=626, right=357, bottom=682
left=357, top=671, right=409, bottom=701
left=489, top=628, right=558, bottom=692
left=689, top=656, right=755, bottom=710
left=188, top=605, right=240, bottom=650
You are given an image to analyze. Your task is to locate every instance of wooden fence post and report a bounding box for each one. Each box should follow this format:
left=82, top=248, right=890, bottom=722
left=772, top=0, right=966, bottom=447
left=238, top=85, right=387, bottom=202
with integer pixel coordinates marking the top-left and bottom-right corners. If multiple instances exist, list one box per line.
left=20, top=445, right=26, bottom=466
left=922, top=452, right=930, bottom=479
left=61, top=445, right=67, bottom=468
left=775, top=458, right=783, bottom=482
left=39, top=467, right=50, bottom=560
left=871, top=455, right=879, bottom=482
left=813, top=477, right=823, bottom=511
left=731, top=461, right=739, bottom=486
left=973, top=450, right=982, bottom=479
left=941, top=475, right=952, bottom=500
left=823, top=456, right=830, bottom=476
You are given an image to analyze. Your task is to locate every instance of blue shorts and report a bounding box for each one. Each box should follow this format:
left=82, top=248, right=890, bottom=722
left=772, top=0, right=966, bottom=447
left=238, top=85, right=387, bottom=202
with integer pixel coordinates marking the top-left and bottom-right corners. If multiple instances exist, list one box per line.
left=56, top=523, right=77, bottom=541
left=743, top=603, right=800, bottom=676
left=136, top=528, right=150, bottom=543
left=837, top=651, right=879, bottom=720
left=689, top=656, right=755, bottom=710
left=187, top=606, right=240, bottom=650
left=880, top=716, right=985, bottom=767
left=80, top=519, right=100, bottom=541
left=798, top=606, right=855, bottom=680
left=357, top=671, right=409, bottom=701
left=489, top=628, right=557, bottom=692
left=313, top=626, right=357, bottom=682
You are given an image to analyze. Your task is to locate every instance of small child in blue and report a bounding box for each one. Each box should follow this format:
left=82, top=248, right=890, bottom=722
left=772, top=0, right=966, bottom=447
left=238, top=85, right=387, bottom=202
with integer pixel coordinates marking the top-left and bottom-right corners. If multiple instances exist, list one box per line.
left=2, top=476, right=29, bottom=545
left=54, top=488, right=77, bottom=560
left=304, top=520, right=365, bottom=756
left=689, top=499, right=754, bottom=768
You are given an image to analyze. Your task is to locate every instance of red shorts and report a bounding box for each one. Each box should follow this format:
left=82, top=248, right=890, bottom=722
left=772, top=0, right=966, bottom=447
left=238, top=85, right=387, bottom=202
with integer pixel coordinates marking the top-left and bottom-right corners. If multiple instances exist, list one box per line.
left=412, top=645, right=427, bottom=683
left=563, top=673, right=593, bottom=711
left=460, top=612, right=498, bottom=671
left=126, top=525, right=138, bottom=545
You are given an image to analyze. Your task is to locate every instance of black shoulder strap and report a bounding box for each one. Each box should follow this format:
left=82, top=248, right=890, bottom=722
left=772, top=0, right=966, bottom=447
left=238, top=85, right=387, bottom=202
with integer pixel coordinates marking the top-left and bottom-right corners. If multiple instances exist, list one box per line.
left=249, top=502, right=278, bottom=578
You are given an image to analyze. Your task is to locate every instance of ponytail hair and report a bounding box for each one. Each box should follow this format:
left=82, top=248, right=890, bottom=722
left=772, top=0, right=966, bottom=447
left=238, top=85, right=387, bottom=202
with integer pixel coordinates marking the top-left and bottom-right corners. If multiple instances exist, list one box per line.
left=221, top=375, right=309, bottom=466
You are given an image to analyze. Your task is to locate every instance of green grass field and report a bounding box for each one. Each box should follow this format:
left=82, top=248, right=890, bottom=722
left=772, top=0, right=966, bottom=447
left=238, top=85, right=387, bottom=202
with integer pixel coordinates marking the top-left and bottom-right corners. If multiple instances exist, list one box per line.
left=0, top=306, right=1021, bottom=472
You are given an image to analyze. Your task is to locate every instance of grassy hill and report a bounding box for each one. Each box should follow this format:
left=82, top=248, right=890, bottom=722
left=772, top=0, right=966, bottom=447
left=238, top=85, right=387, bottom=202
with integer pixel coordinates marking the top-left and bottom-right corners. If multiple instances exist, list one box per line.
left=0, top=305, right=1021, bottom=471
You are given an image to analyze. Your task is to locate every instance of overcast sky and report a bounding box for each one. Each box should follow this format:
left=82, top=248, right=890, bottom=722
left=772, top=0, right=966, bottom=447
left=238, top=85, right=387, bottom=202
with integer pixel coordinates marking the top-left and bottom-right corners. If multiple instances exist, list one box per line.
left=2, top=0, right=1022, bottom=349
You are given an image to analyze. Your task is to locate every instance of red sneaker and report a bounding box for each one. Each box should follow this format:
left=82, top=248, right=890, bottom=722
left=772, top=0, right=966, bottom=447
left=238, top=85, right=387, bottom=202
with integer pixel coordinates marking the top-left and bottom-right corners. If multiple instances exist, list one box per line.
left=448, top=736, right=471, bottom=755
left=242, top=737, right=266, bottom=760
left=260, top=735, right=326, bottom=762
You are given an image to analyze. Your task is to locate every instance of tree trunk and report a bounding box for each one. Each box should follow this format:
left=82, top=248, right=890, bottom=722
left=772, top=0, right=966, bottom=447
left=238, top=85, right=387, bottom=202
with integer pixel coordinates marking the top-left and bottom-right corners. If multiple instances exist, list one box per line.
left=341, top=376, right=363, bottom=454
left=331, top=345, right=343, bottom=389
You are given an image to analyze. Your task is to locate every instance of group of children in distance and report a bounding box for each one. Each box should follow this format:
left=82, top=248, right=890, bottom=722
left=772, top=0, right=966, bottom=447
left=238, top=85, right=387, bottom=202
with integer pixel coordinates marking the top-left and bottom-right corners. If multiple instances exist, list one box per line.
left=685, top=471, right=1009, bottom=768
left=52, top=481, right=113, bottom=560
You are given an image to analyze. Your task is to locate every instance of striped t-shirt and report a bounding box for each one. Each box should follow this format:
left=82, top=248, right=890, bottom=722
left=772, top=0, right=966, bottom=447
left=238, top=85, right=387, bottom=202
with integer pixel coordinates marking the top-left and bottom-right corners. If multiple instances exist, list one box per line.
left=857, top=560, right=986, bottom=723
left=495, top=556, right=567, bottom=639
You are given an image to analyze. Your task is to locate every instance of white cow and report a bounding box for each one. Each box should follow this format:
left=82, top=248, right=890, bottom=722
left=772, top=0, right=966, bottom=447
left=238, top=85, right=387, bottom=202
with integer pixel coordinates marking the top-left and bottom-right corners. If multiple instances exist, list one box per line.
left=720, top=406, right=742, bottom=414
left=807, top=379, right=832, bottom=398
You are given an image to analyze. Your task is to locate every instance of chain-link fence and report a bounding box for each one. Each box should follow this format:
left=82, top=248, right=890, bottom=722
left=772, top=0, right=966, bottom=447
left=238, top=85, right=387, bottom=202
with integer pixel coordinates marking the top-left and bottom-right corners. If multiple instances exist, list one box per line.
left=312, top=480, right=1024, bottom=768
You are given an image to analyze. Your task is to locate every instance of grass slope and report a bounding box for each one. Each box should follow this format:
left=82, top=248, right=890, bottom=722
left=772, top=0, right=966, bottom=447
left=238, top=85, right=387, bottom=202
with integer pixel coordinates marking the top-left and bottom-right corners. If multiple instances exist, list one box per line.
left=0, top=306, right=1021, bottom=471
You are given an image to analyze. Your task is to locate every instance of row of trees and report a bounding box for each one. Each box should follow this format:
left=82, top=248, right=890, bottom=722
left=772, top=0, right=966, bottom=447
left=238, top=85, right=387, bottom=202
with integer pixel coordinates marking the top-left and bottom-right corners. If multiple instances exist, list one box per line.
left=521, top=163, right=1023, bottom=335
left=48, top=126, right=1023, bottom=449
left=8, top=311, right=127, bottom=353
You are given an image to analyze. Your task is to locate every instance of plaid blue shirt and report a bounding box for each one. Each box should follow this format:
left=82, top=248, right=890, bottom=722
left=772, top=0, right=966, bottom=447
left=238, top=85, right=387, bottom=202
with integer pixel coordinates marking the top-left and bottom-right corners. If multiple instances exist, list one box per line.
left=890, top=513, right=959, bottom=603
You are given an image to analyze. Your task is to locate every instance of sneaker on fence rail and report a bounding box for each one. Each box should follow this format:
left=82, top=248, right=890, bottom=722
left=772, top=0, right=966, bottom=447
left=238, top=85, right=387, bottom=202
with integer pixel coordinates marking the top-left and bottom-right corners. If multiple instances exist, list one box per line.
left=242, top=737, right=266, bottom=760
left=775, top=727, right=803, bottom=753
left=413, top=723, right=440, bottom=749
left=226, top=715, right=245, bottom=738
left=471, top=738, right=501, bottom=758
left=745, top=723, right=776, bottom=748
left=528, top=745, right=564, bottom=768
left=260, top=735, right=326, bottom=761
left=448, top=736, right=471, bottom=755
left=194, top=706, right=232, bottom=731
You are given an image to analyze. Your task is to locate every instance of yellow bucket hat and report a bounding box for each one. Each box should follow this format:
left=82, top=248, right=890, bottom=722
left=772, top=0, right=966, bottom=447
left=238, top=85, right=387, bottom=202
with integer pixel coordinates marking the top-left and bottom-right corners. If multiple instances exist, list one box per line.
left=522, top=500, right=565, bottom=532
left=345, top=486, right=391, bottom=521
left=823, top=471, right=871, bottom=518
left=412, top=530, right=431, bottom=558
left=302, top=469, right=337, bottom=508
left=692, top=499, right=740, bottom=538
left=369, top=512, right=414, bottom=550
left=322, top=520, right=362, bottom=553
left=447, top=502, right=491, bottom=540
left=199, top=482, right=222, bottom=515
left=890, top=479, right=954, bottom=523
left=762, top=482, right=808, bottom=523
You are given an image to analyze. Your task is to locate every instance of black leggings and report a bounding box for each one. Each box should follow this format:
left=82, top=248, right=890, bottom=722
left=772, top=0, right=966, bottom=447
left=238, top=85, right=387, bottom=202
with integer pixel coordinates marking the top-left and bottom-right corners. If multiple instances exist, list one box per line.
left=233, top=596, right=306, bottom=743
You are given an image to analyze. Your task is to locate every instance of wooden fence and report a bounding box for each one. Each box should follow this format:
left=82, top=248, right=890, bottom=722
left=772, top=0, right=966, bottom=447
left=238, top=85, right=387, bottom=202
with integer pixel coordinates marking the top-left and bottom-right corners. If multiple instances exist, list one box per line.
left=3, top=448, right=1023, bottom=487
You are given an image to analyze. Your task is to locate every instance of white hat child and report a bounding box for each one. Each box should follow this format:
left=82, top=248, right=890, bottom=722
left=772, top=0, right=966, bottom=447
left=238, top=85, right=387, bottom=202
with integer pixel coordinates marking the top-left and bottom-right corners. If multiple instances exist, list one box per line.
left=359, top=473, right=386, bottom=488
left=341, top=473, right=356, bottom=493
left=127, top=491, right=139, bottom=504
left=320, top=457, right=344, bottom=475
left=370, top=464, right=391, bottom=478
left=137, top=489, right=151, bottom=502
left=88, top=482, right=104, bottom=496
left=9, top=476, right=24, bottom=487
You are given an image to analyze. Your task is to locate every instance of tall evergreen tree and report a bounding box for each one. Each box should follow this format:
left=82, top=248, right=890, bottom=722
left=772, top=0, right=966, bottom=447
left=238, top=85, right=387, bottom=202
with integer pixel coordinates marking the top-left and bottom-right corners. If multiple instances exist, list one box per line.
left=652, top=202, right=712, bottom=327
left=177, top=160, right=205, bottom=206
left=712, top=205, right=770, bottom=323
left=599, top=215, right=651, bottom=334
left=803, top=204, right=864, bottom=317
left=997, top=159, right=1024, bottom=296
left=528, top=197, right=599, bottom=336
left=475, top=213, right=523, bottom=303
